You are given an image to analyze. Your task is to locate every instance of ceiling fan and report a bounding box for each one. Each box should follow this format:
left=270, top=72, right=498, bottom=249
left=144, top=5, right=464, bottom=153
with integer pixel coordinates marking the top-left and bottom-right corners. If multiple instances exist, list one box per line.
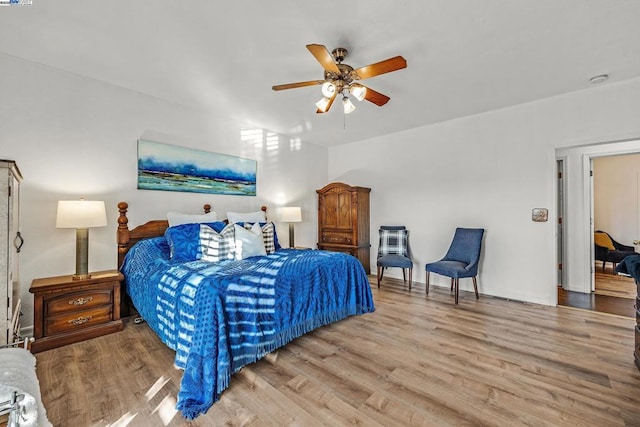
left=272, top=44, right=407, bottom=114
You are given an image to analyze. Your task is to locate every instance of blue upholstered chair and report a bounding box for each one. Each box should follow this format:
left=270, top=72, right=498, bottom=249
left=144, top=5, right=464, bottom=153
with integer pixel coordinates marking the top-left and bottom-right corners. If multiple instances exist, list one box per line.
left=425, top=228, right=485, bottom=304
left=377, top=226, right=413, bottom=289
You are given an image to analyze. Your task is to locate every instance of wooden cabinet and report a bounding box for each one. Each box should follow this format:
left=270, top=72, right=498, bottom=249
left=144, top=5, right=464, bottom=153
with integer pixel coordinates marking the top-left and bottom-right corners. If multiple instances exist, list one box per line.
left=317, top=182, right=371, bottom=274
left=0, top=160, right=22, bottom=347
left=29, top=270, right=123, bottom=353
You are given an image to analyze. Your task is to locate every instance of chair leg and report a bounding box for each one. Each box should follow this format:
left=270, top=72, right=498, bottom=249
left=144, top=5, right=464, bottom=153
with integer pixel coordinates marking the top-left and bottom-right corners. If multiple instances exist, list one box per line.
left=454, top=278, right=459, bottom=304
left=408, top=268, right=412, bottom=290
left=450, top=278, right=454, bottom=292
left=425, top=271, right=430, bottom=295
left=402, top=268, right=407, bottom=283
left=472, top=276, right=479, bottom=299
left=380, top=267, right=385, bottom=280
left=377, top=266, right=382, bottom=288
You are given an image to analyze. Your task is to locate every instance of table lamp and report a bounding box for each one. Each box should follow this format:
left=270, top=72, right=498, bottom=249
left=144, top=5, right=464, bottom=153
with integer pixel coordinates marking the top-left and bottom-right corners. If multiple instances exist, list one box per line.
left=56, top=199, right=107, bottom=280
left=279, top=207, right=302, bottom=248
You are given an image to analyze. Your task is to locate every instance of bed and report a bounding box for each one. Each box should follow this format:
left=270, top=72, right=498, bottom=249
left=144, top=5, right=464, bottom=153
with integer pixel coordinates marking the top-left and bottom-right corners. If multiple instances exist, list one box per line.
left=116, top=202, right=375, bottom=420
left=0, top=346, right=52, bottom=427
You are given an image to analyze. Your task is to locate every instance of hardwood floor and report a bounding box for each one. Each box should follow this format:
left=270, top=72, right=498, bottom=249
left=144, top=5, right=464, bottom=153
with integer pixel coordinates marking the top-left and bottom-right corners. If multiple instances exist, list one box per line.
left=35, top=277, right=640, bottom=426
left=595, top=267, right=637, bottom=299
left=558, top=266, right=638, bottom=317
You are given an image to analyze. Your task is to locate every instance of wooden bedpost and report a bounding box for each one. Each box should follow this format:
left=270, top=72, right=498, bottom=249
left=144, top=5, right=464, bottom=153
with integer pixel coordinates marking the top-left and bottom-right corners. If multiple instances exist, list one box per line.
left=117, top=202, right=130, bottom=269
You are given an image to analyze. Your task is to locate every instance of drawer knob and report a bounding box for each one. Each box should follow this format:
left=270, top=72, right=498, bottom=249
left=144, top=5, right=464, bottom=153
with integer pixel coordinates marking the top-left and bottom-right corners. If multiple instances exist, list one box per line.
left=69, top=316, right=92, bottom=326
left=69, top=296, right=93, bottom=306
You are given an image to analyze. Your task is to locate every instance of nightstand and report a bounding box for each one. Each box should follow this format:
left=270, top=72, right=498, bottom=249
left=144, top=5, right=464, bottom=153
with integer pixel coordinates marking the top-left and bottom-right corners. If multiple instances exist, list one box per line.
left=29, top=270, right=124, bottom=353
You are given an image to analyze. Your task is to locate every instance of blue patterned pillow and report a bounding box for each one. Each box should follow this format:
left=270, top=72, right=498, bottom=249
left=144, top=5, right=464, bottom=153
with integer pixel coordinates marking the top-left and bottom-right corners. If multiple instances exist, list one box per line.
left=165, top=221, right=228, bottom=261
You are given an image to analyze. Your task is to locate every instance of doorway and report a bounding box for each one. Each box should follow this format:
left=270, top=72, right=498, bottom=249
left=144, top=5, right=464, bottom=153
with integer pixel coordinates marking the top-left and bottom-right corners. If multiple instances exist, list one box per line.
left=592, top=154, right=639, bottom=301
left=557, top=152, right=640, bottom=317
left=556, top=140, right=640, bottom=317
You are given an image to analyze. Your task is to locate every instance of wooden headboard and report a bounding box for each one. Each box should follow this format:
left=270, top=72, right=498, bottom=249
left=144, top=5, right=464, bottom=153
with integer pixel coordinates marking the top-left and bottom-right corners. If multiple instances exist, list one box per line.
left=116, top=201, right=267, bottom=268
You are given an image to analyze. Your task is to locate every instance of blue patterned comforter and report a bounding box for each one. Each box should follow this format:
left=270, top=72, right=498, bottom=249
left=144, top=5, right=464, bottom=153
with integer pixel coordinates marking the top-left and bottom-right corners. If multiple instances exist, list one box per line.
left=121, top=238, right=375, bottom=419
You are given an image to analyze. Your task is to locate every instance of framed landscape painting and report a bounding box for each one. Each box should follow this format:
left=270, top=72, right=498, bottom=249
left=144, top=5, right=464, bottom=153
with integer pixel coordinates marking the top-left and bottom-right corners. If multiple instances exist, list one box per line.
left=137, top=139, right=257, bottom=196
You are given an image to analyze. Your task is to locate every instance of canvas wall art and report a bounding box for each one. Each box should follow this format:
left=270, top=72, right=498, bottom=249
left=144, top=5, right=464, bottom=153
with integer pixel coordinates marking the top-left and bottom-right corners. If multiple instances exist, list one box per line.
left=137, top=139, right=257, bottom=196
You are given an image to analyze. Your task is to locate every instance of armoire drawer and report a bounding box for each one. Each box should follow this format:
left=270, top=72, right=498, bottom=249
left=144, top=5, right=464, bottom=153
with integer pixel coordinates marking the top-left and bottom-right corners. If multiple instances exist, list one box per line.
left=321, top=230, right=353, bottom=245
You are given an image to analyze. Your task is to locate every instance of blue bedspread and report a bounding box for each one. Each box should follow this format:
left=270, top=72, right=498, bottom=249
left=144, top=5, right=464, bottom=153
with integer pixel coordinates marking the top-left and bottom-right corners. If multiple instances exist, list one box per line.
left=615, top=253, right=640, bottom=282
left=121, top=238, right=375, bottom=419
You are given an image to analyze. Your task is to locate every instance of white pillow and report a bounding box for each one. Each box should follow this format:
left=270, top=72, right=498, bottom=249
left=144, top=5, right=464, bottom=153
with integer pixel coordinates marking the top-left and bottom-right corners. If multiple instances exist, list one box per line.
left=227, top=210, right=266, bottom=224
left=234, top=223, right=266, bottom=259
left=167, top=211, right=218, bottom=227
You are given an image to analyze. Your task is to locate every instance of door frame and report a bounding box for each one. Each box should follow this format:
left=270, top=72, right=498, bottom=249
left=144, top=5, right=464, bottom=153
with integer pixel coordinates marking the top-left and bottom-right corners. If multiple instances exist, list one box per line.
left=556, top=137, right=640, bottom=299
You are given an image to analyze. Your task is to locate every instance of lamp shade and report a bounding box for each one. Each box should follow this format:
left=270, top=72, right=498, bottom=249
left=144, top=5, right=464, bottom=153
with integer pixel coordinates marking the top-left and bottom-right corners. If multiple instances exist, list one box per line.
left=350, top=84, right=367, bottom=101
left=279, top=206, right=302, bottom=223
left=56, top=200, right=107, bottom=229
left=343, top=96, right=356, bottom=114
left=315, top=97, right=331, bottom=112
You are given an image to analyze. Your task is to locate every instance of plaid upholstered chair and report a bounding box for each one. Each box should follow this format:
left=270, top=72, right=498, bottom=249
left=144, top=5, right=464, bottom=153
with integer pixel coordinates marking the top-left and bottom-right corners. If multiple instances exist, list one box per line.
left=377, top=226, right=413, bottom=289
left=425, top=227, right=485, bottom=304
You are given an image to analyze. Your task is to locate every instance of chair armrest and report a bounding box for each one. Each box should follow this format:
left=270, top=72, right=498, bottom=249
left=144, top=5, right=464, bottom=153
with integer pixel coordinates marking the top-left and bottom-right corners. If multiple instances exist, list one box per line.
left=614, top=242, right=635, bottom=252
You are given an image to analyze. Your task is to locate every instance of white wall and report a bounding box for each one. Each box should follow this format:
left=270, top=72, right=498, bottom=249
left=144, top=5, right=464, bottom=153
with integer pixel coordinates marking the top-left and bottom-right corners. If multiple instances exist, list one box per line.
left=0, top=53, right=328, bottom=330
left=329, top=77, right=640, bottom=305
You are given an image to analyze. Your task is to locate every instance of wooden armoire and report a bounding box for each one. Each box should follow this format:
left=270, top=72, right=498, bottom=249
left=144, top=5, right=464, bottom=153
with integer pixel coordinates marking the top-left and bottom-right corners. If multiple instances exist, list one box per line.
left=317, top=182, right=371, bottom=274
left=0, top=160, right=22, bottom=346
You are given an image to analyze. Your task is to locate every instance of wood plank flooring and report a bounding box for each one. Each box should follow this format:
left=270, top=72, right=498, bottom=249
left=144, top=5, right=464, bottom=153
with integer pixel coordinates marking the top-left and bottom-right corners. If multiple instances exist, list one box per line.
left=35, top=277, right=640, bottom=426
left=595, top=267, right=637, bottom=299
left=558, top=266, right=638, bottom=317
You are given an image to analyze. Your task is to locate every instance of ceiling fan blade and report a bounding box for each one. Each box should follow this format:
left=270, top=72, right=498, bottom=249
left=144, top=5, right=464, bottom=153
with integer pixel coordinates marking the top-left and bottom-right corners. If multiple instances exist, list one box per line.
left=272, top=80, right=325, bottom=91
left=362, top=85, right=390, bottom=106
left=354, top=56, right=407, bottom=80
left=316, top=93, right=337, bottom=114
left=306, top=44, right=340, bottom=73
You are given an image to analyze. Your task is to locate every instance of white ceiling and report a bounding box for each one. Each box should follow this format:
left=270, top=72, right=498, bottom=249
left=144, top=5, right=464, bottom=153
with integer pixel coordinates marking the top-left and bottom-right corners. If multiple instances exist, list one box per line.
left=1, top=0, right=640, bottom=147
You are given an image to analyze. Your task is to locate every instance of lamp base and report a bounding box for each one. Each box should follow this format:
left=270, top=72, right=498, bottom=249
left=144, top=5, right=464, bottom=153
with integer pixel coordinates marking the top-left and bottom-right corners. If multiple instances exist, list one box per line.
left=75, top=228, right=90, bottom=280
left=289, top=223, right=295, bottom=248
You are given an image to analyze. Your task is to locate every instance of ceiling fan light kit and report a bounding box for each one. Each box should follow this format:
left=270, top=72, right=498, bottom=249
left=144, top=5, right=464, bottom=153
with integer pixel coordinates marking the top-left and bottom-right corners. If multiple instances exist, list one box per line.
left=272, top=44, right=407, bottom=114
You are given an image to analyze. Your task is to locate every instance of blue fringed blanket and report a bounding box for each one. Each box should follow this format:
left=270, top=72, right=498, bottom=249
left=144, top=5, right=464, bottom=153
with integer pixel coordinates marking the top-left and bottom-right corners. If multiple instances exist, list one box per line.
left=615, top=253, right=640, bottom=283
left=121, top=238, right=375, bottom=419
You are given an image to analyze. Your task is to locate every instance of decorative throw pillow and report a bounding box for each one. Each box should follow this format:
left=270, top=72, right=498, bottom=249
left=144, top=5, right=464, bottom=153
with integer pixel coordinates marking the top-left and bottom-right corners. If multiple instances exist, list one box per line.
left=242, top=222, right=276, bottom=254
left=236, top=221, right=281, bottom=251
left=234, top=223, right=267, bottom=259
left=594, top=232, right=616, bottom=250
left=199, top=224, right=236, bottom=262
left=378, top=228, right=408, bottom=257
left=167, top=211, right=218, bottom=227
left=227, top=210, right=266, bottom=224
left=165, top=222, right=228, bottom=261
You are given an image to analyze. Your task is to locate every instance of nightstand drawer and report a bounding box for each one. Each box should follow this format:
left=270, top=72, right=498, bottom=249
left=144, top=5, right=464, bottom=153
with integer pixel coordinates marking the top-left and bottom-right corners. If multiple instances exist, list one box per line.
left=45, top=306, right=113, bottom=336
left=46, top=288, right=114, bottom=315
